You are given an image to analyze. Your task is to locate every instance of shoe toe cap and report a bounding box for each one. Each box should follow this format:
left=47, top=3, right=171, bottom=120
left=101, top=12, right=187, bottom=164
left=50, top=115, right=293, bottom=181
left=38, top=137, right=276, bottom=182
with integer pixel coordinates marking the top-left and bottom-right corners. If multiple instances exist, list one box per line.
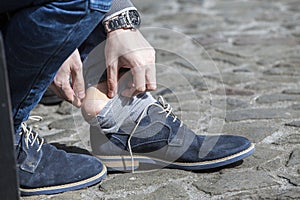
left=19, top=144, right=106, bottom=194
left=199, top=135, right=252, bottom=161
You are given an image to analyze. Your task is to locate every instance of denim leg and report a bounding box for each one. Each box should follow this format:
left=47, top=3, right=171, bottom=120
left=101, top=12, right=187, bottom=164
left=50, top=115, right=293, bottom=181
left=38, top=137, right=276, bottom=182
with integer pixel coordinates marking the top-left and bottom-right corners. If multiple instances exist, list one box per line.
left=79, top=23, right=106, bottom=62
left=1, top=0, right=57, bottom=13
left=79, top=23, right=108, bottom=88
left=3, top=0, right=107, bottom=134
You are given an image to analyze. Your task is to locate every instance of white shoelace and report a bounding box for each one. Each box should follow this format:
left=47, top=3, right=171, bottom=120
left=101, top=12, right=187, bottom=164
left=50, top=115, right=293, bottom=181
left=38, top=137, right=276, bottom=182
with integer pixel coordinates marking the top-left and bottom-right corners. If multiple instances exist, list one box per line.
left=19, top=116, right=44, bottom=152
left=127, top=96, right=182, bottom=173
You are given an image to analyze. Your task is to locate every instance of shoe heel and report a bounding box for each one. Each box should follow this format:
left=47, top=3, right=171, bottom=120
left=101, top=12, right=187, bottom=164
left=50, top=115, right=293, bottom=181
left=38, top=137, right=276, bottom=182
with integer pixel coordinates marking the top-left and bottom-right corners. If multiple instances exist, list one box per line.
left=98, top=156, right=139, bottom=172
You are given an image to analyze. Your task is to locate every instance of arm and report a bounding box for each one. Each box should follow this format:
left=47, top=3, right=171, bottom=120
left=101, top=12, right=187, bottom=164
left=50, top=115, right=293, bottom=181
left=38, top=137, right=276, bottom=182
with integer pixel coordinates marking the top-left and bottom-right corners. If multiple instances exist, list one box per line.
left=50, top=0, right=139, bottom=106
left=51, top=0, right=156, bottom=104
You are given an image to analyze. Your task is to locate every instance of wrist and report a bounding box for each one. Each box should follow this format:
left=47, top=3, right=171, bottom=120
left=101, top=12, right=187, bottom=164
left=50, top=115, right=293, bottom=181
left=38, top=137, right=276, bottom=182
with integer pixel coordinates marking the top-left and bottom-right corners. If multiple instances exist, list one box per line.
left=107, top=28, right=137, bottom=38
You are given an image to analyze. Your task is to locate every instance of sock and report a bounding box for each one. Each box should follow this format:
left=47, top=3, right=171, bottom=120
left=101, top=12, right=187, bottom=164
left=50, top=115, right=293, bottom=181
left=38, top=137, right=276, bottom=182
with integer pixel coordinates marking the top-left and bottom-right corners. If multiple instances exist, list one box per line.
left=87, top=92, right=156, bottom=133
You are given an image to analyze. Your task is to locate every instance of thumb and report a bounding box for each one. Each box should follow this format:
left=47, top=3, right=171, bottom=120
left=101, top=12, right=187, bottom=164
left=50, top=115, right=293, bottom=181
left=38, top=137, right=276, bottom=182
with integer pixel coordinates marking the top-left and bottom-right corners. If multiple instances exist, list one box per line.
left=106, top=61, right=118, bottom=98
left=72, top=66, right=85, bottom=100
left=70, top=50, right=85, bottom=100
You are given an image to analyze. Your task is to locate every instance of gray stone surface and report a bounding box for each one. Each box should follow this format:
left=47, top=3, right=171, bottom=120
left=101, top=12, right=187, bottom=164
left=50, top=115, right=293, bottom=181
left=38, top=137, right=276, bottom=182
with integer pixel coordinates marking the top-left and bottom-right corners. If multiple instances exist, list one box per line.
left=237, top=145, right=285, bottom=171
left=223, top=122, right=278, bottom=143
left=56, top=101, right=73, bottom=115
left=211, top=98, right=249, bottom=110
left=212, top=87, right=254, bottom=96
left=22, top=0, right=300, bottom=199
left=286, top=148, right=300, bottom=167
left=48, top=115, right=82, bottom=130
left=273, top=134, right=300, bottom=145
left=192, top=170, right=279, bottom=195
left=286, top=120, right=300, bottom=128
left=225, top=108, right=298, bottom=122
left=257, top=93, right=300, bottom=104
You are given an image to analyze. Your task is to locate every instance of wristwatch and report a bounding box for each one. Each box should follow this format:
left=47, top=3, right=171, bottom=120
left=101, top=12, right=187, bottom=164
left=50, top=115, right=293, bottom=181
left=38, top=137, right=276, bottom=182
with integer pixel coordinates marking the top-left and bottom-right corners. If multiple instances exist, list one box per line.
left=103, top=9, right=141, bottom=33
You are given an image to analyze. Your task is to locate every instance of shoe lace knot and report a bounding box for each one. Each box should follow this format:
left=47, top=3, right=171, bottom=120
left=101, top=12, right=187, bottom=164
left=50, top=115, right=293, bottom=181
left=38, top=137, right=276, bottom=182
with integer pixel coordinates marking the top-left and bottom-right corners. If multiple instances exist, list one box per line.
left=19, top=116, right=44, bottom=152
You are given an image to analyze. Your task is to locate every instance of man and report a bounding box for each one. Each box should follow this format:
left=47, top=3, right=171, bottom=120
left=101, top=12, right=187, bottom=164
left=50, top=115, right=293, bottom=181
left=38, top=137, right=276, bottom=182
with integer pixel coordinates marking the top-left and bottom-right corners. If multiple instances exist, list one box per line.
left=50, top=0, right=255, bottom=174
left=1, top=0, right=254, bottom=196
left=1, top=0, right=156, bottom=196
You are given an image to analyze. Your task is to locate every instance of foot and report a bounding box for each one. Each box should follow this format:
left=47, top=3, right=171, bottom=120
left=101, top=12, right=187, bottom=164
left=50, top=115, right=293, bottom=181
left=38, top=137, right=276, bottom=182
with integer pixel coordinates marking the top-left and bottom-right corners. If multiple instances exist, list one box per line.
left=81, top=82, right=110, bottom=121
left=90, top=96, right=255, bottom=172
left=16, top=118, right=106, bottom=196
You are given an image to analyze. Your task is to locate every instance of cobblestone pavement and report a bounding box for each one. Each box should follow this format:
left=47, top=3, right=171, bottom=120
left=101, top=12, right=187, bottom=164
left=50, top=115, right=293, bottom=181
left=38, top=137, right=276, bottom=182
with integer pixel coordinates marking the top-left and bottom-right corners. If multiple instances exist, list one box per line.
left=22, top=0, right=300, bottom=199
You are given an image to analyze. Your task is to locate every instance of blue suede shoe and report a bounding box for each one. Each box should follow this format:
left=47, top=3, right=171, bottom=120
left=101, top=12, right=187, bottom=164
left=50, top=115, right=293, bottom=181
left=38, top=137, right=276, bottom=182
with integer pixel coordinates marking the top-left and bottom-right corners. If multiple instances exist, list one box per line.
left=90, top=96, right=255, bottom=172
left=16, top=119, right=106, bottom=196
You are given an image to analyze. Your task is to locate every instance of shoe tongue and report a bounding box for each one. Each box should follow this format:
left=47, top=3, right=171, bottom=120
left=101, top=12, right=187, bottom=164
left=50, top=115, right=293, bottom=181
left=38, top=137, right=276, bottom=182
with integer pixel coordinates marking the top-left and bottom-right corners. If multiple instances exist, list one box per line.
left=117, top=103, right=158, bottom=133
left=135, top=101, right=161, bottom=121
left=18, top=129, right=43, bottom=173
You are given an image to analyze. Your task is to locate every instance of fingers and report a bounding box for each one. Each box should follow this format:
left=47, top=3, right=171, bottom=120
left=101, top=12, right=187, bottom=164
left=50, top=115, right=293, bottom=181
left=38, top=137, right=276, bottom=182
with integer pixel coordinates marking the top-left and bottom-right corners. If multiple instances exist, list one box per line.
left=52, top=75, right=82, bottom=107
left=119, top=71, right=136, bottom=97
left=145, top=63, right=156, bottom=91
left=51, top=49, right=84, bottom=107
left=104, top=29, right=157, bottom=97
left=119, top=64, right=156, bottom=97
left=109, top=57, right=156, bottom=98
left=71, top=50, right=85, bottom=100
left=131, top=66, right=146, bottom=93
left=106, top=61, right=118, bottom=98
left=145, top=47, right=157, bottom=91
left=126, top=48, right=156, bottom=94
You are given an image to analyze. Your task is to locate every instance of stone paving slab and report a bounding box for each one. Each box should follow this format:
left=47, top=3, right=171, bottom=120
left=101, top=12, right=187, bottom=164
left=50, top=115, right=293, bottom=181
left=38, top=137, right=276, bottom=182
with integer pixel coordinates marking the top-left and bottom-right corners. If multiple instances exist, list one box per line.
left=22, top=0, right=300, bottom=199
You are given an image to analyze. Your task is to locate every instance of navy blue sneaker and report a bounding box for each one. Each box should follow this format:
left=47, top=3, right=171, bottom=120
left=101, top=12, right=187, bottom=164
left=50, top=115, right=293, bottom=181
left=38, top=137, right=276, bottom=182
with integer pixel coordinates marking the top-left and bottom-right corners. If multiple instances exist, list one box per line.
left=16, top=118, right=106, bottom=196
left=90, top=96, right=255, bottom=172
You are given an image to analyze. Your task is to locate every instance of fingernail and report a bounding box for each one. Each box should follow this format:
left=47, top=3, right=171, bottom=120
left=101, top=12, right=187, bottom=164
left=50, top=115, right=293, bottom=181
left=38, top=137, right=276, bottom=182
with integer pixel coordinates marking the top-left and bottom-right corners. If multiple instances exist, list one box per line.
left=76, top=91, right=85, bottom=99
left=148, top=85, right=157, bottom=91
left=108, top=91, right=114, bottom=98
left=137, top=87, right=146, bottom=93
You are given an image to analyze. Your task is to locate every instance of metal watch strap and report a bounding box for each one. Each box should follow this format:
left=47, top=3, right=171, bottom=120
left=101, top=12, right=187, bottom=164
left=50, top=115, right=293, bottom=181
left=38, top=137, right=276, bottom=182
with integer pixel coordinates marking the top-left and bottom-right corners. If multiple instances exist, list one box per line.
left=103, top=10, right=140, bottom=33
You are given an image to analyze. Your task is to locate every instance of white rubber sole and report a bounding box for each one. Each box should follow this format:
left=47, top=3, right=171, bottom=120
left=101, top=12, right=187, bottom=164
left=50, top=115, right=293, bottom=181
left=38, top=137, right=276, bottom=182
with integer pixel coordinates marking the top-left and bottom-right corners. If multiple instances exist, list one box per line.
left=97, top=143, right=255, bottom=171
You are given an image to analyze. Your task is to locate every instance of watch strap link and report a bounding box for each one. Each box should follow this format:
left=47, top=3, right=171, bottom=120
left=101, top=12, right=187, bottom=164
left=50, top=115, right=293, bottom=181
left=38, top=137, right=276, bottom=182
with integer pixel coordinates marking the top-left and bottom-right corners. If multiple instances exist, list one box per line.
left=105, top=14, right=128, bottom=32
left=103, top=9, right=140, bottom=33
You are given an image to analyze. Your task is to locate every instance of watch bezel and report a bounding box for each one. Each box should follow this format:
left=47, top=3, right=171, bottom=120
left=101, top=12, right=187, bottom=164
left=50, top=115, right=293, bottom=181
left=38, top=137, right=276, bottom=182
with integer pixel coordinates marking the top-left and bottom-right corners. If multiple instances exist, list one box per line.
left=127, top=10, right=141, bottom=28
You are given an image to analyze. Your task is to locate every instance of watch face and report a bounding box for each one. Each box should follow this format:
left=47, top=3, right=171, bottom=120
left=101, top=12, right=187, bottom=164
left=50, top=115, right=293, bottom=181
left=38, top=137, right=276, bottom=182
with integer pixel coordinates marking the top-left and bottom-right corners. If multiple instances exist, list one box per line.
left=129, top=10, right=141, bottom=27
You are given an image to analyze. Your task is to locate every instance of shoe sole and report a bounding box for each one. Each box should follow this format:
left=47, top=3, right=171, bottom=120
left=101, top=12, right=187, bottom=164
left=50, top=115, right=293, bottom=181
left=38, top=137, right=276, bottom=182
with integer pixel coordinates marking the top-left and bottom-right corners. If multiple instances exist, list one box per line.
left=96, top=143, right=255, bottom=171
left=20, top=165, right=107, bottom=196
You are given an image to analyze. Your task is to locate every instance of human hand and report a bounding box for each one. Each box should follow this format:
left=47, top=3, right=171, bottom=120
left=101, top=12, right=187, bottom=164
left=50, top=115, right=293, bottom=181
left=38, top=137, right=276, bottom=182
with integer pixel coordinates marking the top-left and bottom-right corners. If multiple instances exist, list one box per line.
left=105, top=29, right=156, bottom=98
left=49, top=49, right=85, bottom=107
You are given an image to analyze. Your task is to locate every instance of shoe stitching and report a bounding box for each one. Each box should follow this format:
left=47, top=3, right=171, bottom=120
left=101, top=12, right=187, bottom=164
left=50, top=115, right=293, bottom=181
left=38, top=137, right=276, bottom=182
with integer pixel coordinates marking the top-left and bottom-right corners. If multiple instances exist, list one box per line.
left=127, top=95, right=182, bottom=173
left=19, top=116, right=44, bottom=152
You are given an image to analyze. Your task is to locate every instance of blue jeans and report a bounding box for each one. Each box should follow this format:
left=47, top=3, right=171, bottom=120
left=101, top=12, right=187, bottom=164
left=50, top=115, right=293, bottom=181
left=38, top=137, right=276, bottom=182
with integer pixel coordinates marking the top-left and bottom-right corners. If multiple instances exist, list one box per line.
left=1, top=0, right=110, bottom=135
